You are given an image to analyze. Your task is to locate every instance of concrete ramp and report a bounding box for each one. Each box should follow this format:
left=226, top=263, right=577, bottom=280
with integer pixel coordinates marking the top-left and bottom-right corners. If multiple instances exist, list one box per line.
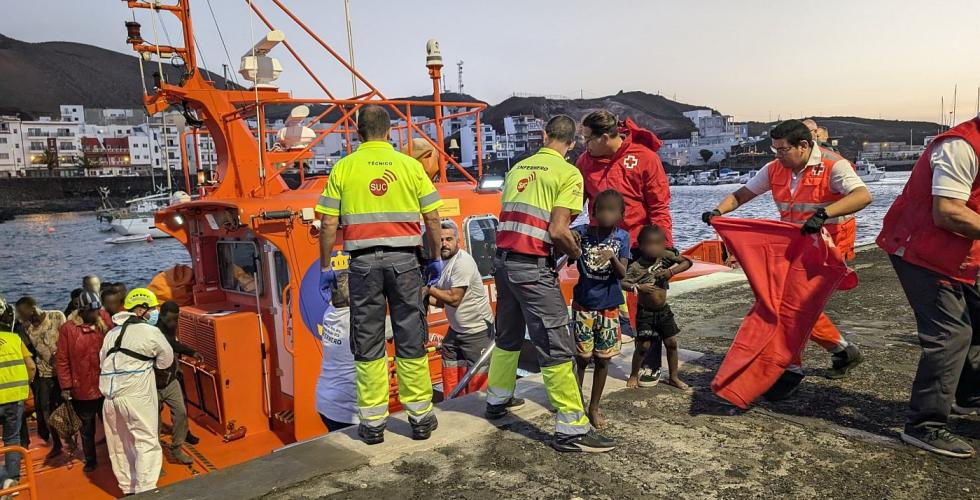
left=146, top=343, right=703, bottom=499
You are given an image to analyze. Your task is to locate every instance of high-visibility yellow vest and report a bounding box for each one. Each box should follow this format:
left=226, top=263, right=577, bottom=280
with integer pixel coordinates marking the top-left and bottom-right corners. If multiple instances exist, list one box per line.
left=0, top=332, right=30, bottom=405
left=315, top=141, right=443, bottom=251
left=497, top=148, right=583, bottom=256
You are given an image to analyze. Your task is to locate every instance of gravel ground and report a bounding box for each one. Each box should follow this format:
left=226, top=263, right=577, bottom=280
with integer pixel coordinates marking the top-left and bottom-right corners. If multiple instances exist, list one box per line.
left=270, top=248, right=980, bottom=500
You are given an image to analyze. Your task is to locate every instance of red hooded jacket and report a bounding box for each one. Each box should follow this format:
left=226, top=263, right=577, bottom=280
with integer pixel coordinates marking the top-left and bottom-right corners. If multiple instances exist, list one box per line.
left=576, top=118, right=672, bottom=247
left=55, top=309, right=111, bottom=401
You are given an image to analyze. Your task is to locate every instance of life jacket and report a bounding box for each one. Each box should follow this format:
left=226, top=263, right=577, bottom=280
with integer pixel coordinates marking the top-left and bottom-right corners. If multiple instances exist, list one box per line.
left=768, top=146, right=857, bottom=260
left=876, top=117, right=980, bottom=284
left=0, top=332, right=30, bottom=405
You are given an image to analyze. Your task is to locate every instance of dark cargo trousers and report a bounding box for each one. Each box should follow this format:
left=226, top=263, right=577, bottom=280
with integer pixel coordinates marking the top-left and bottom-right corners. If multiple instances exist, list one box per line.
left=348, top=248, right=433, bottom=427
left=890, top=255, right=980, bottom=432
left=486, top=253, right=589, bottom=436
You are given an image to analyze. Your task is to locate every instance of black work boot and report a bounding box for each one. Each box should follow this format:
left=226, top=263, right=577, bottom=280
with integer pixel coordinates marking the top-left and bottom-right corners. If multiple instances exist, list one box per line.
left=485, top=397, right=526, bottom=420
left=763, top=370, right=805, bottom=402
left=825, top=344, right=864, bottom=379
left=552, top=428, right=616, bottom=453
left=357, top=423, right=386, bottom=445
left=411, top=413, right=439, bottom=440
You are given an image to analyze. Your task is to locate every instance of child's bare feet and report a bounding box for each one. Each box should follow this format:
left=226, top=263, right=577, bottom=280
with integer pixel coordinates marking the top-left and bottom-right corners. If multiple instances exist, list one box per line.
left=588, top=409, right=606, bottom=430
left=626, top=376, right=639, bottom=389
left=666, top=377, right=691, bottom=392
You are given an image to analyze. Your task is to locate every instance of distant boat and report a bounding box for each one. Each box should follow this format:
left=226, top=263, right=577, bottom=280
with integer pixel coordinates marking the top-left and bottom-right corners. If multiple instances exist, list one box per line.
left=109, top=191, right=189, bottom=238
left=856, top=160, right=886, bottom=183
left=739, top=169, right=758, bottom=184
left=105, top=234, right=152, bottom=244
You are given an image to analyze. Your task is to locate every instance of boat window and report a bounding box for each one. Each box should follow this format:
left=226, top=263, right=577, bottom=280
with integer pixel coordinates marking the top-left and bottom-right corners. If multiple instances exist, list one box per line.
left=465, top=216, right=498, bottom=278
left=217, top=241, right=262, bottom=295
left=274, top=251, right=289, bottom=301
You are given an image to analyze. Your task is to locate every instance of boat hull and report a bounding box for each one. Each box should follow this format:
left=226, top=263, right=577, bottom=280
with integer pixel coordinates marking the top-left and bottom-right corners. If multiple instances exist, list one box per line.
left=110, top=215, right=171, bottom=238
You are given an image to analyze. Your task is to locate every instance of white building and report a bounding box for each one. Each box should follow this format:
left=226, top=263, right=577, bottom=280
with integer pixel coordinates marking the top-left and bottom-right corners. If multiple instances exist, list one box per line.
left=459, top=120, right=497, bottom=166
left=0, top=117, right=26, bottom=177
left=501, top=115, right=545, bottom=159
left=658, top=110, right=751, bottom=166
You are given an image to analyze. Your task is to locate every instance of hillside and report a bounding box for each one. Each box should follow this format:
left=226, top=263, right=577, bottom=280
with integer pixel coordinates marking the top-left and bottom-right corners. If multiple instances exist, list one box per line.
left=0, top=34, right=237, bottom=117
left=0, top=34, right=943, bottom=149
left=483, top=91, right=713, bottom=140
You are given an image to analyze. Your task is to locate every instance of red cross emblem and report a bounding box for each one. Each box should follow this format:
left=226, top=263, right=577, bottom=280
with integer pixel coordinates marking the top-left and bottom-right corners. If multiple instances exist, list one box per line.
left=811, top=164, right=825, bottom=176
left=623, top=155, right=638, bottom=169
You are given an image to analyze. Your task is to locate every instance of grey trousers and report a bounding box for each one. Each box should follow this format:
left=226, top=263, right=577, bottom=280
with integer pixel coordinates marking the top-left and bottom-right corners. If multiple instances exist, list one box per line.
left=891, top=255, right=980, bottom=432
left=158, top=379, right=188, bottom=448
left=492, top=254, right=576, bottom=368
left=348, top=248, right=427, bottom=361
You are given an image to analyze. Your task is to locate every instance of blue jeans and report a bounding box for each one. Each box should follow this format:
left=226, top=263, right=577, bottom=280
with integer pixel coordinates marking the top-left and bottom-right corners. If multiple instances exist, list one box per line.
left=0, top=401, right=24, bottom=482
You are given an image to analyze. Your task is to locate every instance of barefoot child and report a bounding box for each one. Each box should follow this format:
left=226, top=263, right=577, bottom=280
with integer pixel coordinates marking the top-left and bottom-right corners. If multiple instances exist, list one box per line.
left=572, top=190, right=630, bottom=429
left=623, top=225, right=692, bottom=391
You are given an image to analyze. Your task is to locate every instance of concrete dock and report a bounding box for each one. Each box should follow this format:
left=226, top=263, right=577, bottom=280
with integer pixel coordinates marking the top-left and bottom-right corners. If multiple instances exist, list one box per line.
left=150, top=247, right=980, bottom=499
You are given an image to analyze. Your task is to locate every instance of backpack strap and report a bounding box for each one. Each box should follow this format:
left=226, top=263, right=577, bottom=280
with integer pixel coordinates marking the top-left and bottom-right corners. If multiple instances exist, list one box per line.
left=106, top=317, right=156, bottom=362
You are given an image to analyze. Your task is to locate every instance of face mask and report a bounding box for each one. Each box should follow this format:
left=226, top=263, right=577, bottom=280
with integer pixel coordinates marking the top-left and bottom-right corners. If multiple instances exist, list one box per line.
left=147, top=309, right=160, bottom=326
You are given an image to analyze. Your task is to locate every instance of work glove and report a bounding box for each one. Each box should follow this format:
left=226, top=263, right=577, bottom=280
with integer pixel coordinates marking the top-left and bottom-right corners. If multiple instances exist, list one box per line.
left=701, top=209, right=721, bottom=225
left=319, top=267, right=336, bottom=304
left=423, top=258, right=445, bottom=286
left=801, top=208, right=828, bottom=235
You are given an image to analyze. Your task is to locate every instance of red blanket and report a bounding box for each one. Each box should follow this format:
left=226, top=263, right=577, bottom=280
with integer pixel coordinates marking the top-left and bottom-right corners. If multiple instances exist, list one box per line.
left=710, top=217, right=857, bottom=408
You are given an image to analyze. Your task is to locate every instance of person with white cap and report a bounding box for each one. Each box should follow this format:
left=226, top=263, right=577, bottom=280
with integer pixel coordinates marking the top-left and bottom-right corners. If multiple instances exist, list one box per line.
left=99, top=288, right=174, bottom=495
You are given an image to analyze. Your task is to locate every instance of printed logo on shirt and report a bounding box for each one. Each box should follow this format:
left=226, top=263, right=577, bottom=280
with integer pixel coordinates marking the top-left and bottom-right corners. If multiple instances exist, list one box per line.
left=811, top=164, right=825, bottom=176
left=623, top=155, right=638, bottom=169
left=369, top=169, right=398, bottom=196
left=517, top=172, right=537, bottom=192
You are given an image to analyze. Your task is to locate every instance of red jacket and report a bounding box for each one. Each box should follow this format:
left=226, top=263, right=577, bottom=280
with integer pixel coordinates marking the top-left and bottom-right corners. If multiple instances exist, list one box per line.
left=55, top=309, right=111, bottom=401
left=877, top=117, right=980, bottom=284
left=576, top=118, right=673, bottom=247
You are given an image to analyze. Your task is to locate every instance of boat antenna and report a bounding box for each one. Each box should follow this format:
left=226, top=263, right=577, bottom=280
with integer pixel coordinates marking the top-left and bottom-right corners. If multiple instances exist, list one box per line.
left=246, top=0, right=266, bottom=187
left=344, top=0, right=358, bottom=97
left=953, top=84, right=958, bottom=126
left=149, top=7, right=167, bottom=86
left=206, top=0, right=240, bottom=89
left=132, top=11, right=149, bottom=96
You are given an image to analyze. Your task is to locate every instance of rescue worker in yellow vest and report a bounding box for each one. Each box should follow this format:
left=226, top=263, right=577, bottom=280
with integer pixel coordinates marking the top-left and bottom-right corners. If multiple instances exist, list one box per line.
left=316, top=105, right=444, bottom=444
left=0, top=330, right=36, bottom=494
left=703, top=119, right=872, bottom=397
left=486, top=115, right=616, bottom=452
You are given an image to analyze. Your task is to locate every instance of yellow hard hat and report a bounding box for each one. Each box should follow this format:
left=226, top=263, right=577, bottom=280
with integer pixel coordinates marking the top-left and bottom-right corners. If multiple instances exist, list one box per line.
left=124, top=288, right=159, bottom=310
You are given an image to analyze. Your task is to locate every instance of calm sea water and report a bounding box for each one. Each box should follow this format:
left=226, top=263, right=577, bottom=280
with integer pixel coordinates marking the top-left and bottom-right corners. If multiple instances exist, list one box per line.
left=0, top=173, right=911, bottom=309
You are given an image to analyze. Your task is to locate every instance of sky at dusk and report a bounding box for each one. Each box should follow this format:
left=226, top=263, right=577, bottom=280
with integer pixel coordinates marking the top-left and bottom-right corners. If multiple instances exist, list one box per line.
left=2, top=0, right=978, bottom=123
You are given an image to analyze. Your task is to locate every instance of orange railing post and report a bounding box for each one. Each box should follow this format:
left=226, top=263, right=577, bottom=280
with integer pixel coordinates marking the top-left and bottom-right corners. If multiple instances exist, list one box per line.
left=0, top=446, right=37, bottom=499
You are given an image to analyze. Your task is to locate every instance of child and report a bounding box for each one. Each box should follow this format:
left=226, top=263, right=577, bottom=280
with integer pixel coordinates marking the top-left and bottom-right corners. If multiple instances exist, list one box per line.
left=315, top=271, right=359, bottom=431
left=572, top=189, right=630, bottom=429
left=623, top=225, right=692, bottom=391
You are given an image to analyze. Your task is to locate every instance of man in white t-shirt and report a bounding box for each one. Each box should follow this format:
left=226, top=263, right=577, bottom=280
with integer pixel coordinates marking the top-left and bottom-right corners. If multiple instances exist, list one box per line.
left=426, top=221, right=494, bottom=396
left=315, top=272, right=358, bottom=431
left=877, top=116, right=980, bottom=458
left=703, top=120, right=872, bottom=393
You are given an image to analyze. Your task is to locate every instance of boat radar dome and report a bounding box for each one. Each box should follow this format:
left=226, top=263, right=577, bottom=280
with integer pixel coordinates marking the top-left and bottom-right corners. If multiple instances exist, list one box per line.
left=240, top=30, right=285, bottom=88
left=426, top=39, right=442, bottom=68
left=276, top=106, right=316, bottom=150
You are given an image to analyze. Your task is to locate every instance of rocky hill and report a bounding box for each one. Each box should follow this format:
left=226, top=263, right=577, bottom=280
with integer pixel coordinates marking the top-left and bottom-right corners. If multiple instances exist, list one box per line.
left=0, top=34, right=236, bottom=118
left=0, top=34, right=942, bottom=148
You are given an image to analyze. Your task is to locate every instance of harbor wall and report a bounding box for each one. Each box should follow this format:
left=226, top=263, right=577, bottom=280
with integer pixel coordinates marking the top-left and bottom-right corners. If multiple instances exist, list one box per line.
left=0, top=176, right=157, bottom=216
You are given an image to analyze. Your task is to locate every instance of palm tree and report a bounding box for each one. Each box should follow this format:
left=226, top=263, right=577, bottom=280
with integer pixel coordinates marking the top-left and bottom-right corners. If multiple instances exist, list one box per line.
left=39, top=149, right=58, bottom=175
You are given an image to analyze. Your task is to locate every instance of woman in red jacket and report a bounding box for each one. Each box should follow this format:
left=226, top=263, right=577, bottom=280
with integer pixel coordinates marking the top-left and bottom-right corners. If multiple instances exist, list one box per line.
left=55, top=291, right=110, bottom=472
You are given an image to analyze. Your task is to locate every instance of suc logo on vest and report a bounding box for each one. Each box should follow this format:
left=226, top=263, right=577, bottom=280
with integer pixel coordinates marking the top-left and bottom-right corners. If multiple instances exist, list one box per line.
left=370, top=169, right=398, bottom=196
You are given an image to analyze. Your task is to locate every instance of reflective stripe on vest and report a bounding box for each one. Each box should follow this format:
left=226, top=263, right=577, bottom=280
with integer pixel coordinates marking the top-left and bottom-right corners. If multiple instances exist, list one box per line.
left=497, top=201, right=553, bottom=255
left=0, top=332, right=29, bottom=405
left=341, top=211, right=423, bottom=251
